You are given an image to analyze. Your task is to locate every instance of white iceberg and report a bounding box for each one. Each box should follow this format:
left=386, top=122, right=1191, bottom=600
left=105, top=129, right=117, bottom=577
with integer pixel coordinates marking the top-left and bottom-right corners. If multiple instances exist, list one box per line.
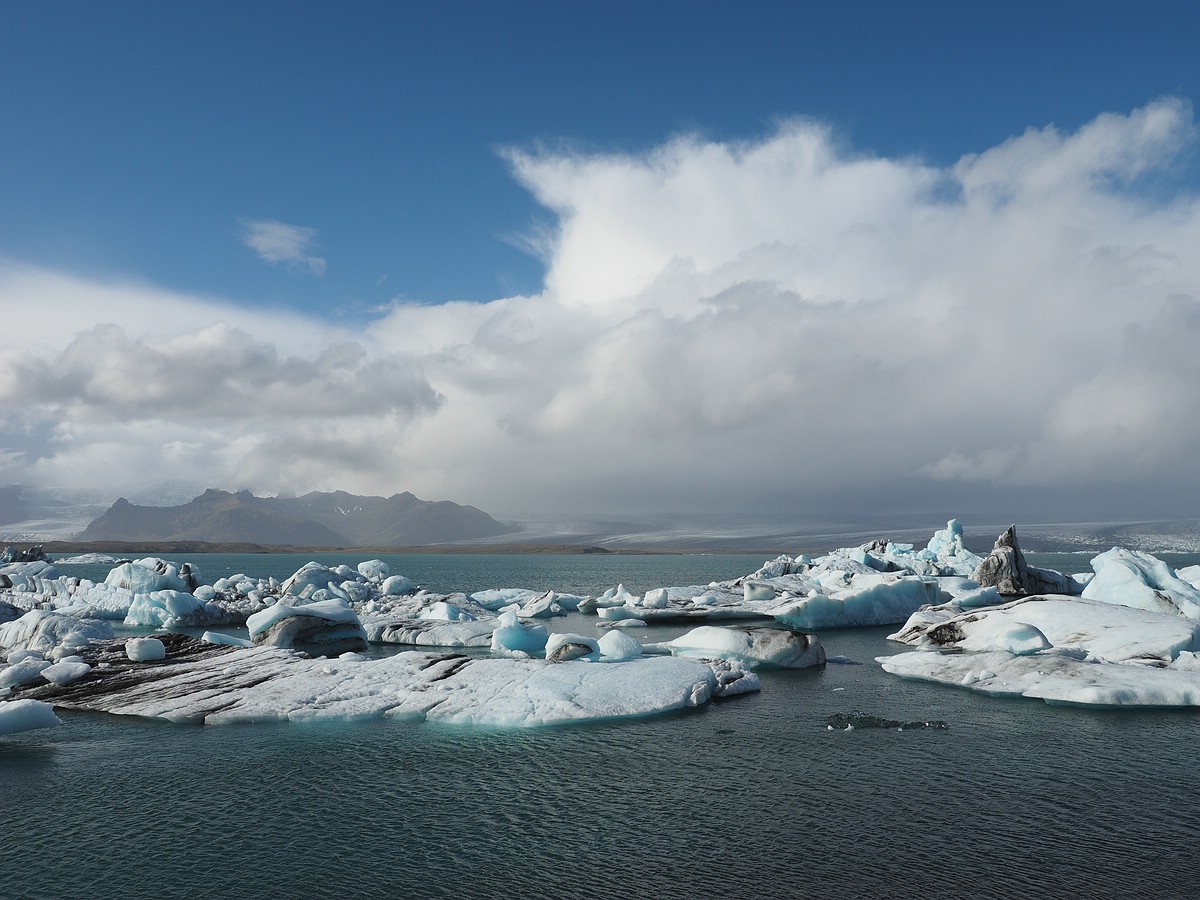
left=545, top=633, right=601, bottom=662
left=361, top=616, right=498, bottom=648
left=0, top=610, right=114, bottom=654
left=881, top=647, right=1200, bottom=708
left=14, top=638, right=760, bottom=728
left=882, top=593, right=1200, bottom=707
left=247, top=600, right=369, bottom=655
left=769, top=576, right=942, bottom=629
left=649, top=625, right=826, bottom=669
left=490, top=610, right=549, bottom=657
left=40, top=657, right=92, bottom=685
left=0, top=699, right=61, bottom=735
left=1081, top=548, right=1200, bottom=619
left=597, top=629, right=643, bottom=660
left=0, top=656, right=53, bottom=689
left=105, top=558, right=202, bottom=594
left=890, top=595, right=1200, bottom=665
left=126, top=637, right=167, bottom=662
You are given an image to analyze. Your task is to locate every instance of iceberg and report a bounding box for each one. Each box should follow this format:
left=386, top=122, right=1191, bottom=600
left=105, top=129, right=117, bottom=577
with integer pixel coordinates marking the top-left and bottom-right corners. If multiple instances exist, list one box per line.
left=0, top=610, right=114, bottom=655
left=490, top=610, right=549, bottom=657
left=126, top=637, right=167, bottom=662
left=1, top=656, right=53, bottom=689
left=889, top=595, right=1200, bottom=665
left=8, top=635, right=759, bottom=728
left=124, top=589, right=238, bottom=629
left=769, top=576, right=942, bottom=629
left=361, top=616, right=498, bottom=648
left=972, top=525, right=1079, bottom=596
left=881, top=647, right=1200, bottom=708
left=545, top=633, right=601, bottom=662
left=1081, top=548, right=1200, bottom=618
left=882, top=592, right=1200, bottom=707
left=0, top=698, right=61, bottom=735
left=40, top=657, right=93, bottom=685
left=247, top=600, right=369, bottom=655
left=648, top=625, right=826, bottom=669
left=596, top=629, right=643, bottom=660
left=105, top=558, right=202, bottom=594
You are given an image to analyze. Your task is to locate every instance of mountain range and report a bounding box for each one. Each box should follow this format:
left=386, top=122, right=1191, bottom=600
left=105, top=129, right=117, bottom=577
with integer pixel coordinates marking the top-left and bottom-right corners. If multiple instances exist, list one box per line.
left=75, top=489, right=516, bottom=547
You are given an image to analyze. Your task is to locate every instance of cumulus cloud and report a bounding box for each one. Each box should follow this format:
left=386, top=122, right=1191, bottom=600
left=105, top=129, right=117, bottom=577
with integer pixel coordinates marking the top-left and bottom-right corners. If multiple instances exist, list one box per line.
left=378, top=97, right=1200, bottom=518
left=4, top=99, right=1200, bottom=522
left=239, top=218, right=327, bottom=274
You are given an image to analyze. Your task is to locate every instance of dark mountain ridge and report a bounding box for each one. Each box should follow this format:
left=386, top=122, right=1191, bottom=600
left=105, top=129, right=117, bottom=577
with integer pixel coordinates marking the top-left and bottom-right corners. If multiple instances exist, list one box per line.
left=76, top=489, right=516, bottom=547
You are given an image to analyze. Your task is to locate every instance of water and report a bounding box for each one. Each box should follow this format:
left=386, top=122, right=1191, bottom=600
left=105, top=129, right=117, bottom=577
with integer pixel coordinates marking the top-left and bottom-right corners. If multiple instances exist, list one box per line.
left=6, top=553, right=1200, bottom=898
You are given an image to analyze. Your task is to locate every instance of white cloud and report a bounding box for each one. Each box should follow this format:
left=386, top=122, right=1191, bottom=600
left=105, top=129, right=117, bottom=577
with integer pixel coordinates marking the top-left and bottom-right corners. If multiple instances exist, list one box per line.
left=239, top=218, right=327, bottom=275
left=4, top=99, right=1200, bottom=521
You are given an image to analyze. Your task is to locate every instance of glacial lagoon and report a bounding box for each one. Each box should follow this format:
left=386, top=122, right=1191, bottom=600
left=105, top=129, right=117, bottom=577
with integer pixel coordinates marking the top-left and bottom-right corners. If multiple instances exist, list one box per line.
left=5, top=548, right=1200, bottom=897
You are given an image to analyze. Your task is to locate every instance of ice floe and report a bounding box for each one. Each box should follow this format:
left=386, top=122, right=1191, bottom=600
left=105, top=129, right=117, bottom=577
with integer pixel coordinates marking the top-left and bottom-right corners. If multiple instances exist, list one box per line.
left=0, top=698, right=61, bottom=735
left=883, top=581, right=1200, bottom=706
left=647, top=625, right=826, bottom=669
left=10, top=635, right=759, bottom=728
left=1081, top=547, right=1200, bottom=618
left=247, top=599, right=369, bottom=655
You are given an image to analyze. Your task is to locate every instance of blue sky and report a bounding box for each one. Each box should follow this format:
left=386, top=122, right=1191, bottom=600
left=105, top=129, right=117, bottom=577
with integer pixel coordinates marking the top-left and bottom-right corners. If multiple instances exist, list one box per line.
left=3, top=2, right=1200, bottom=525
left=6, top=1, right=1197, bottom=313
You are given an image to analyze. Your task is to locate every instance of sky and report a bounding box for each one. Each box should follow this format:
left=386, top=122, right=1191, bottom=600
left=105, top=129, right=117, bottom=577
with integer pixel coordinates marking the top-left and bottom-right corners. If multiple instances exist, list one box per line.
left=3, top=1, right=1200, bottom=526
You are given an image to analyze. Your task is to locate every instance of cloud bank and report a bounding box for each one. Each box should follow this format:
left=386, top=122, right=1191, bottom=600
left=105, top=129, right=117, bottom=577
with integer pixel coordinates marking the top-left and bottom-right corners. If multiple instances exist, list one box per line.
left=4, top=99, right=1200, bottom=522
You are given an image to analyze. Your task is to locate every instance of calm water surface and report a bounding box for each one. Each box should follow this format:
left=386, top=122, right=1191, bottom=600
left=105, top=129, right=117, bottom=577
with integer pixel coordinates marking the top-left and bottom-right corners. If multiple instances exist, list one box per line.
left=5, top=553, right=1200, bottom=898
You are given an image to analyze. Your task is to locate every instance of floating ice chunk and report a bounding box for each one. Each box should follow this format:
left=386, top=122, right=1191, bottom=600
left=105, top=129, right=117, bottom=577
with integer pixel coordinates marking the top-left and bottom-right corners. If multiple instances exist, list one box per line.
left=652, top=625, right=825, bottom=669
left=959, top=619, right=1051, bottom=656
left=125, top=637, right=167, bottom=662
left=743, top=582, right=776, bottom=602
left=752, top=555, right=810, bottom=578
left=972, top=526, right=1078, bottom=596
left=641, top=588, right=670, bottom=609
left=881, top=648, right=1200, bottom=707
left=472, top=588, right=541, bottom=611
left=279, top=562, right=353, bottom=601
left=515, top=591, right=565, bottom=619
left=41, top=658, right=92, bottom=684
left=489, top=610, right=549, bottom=657
left=1179, top=566, right=1200, bottom=591
left=890, top=595, right=1200, bottom=665
left=0, top=699, right=61, bottom=735
left=770, top=577, right=940, bottom=629
left=380, top=574, right=416, bottom=596
left=419, top=601, right=478, bottom=622
left=550, top=593, right=585, bottom=611
left=0, top=657, right=53, bottom=689
left=1082, top=548, right=1200, bottom=619
left=597, top=629, right=643, bottom=660
left=357, top=560, right=390, bottom=582
left=124, top=590, right=205, bottom=628
left=247, top=600, right=368, bottom=655
left=363, top=616, right=497, bottom=648
left=545, top=633, right=601, bottom=662
left=15, top=638, right=756, bottom=727
left=201, top=631, right=254, bottom=648
left=105, top=558, right=201, bottom=594
left=578, top=585, right=637, bottom=613
left=0, top=610, right=114, bottom=654
left=920, top=519, right=983, bottom=572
